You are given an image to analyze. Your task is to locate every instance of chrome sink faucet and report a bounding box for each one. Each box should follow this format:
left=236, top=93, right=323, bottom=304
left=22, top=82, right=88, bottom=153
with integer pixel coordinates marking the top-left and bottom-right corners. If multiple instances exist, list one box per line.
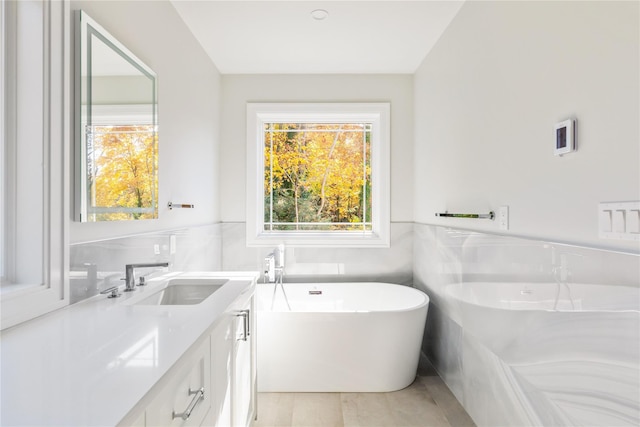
left=124, top=262, right=169, bottom=291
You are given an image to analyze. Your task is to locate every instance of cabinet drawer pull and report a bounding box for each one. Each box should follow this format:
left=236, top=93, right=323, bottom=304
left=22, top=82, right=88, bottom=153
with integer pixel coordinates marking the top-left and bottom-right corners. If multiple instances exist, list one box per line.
left=236, top=310, right=250, bottom=341
left=172, top=387, right=204, bottom=421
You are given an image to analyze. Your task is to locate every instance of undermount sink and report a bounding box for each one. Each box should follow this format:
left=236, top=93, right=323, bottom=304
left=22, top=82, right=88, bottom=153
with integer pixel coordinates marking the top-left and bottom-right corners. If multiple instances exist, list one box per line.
left=135, top=278, right=228, bottom=305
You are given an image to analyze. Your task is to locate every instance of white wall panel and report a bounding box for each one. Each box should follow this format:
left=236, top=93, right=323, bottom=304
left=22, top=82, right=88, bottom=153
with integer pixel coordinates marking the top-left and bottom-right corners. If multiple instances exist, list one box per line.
left=414, top=1, right=639, bottom=252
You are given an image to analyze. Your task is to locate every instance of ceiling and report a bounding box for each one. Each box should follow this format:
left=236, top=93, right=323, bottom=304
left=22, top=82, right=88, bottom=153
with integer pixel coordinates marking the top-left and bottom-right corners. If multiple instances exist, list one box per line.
left=170, top=1, right=465, bottom=74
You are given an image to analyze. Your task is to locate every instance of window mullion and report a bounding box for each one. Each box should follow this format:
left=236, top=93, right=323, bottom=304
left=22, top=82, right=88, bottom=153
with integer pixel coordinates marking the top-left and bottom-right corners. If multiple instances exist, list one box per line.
left=269, top=126, right=274, bottom=232
left=362, top=125, right=366, bottom=232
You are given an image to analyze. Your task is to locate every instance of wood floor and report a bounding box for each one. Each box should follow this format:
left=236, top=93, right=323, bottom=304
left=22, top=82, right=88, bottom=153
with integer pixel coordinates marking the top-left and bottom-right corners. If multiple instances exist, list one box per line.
left=253, top=375, right=476, bottom=427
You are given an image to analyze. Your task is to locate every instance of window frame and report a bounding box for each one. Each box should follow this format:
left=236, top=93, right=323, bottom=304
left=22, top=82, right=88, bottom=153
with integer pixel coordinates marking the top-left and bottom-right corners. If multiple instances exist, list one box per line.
left=82, top=105, right=158, bottom=221
left=246, top=103, right=390, bottom=247
left=1, top=0, right=69, bottom=330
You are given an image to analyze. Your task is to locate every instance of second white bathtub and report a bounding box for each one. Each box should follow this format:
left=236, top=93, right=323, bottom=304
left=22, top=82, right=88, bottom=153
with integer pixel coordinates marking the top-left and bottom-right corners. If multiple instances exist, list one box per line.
left=257, top=282, right=429, bottom=392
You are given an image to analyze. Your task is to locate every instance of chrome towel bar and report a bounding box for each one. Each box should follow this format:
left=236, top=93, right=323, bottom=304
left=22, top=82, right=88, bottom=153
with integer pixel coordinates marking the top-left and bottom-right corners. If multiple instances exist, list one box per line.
left=435, top=211, right=495, bottom=220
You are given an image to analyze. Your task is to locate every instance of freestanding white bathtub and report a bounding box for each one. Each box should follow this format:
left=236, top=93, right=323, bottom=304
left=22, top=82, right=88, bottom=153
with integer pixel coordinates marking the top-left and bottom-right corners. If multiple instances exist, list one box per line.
left=257, top=282, right=429, bottom=392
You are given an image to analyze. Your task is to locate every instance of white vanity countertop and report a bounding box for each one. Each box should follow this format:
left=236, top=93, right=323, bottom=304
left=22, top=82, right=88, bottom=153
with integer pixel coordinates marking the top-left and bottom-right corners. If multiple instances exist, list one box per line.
left=0, top=271, right=259, bottom=427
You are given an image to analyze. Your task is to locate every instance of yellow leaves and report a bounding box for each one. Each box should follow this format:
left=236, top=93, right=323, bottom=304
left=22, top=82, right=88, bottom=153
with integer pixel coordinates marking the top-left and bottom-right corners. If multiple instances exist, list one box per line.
left=90, top=125, right=157, bottom=220
left=264, top=123, right=371, bottom=227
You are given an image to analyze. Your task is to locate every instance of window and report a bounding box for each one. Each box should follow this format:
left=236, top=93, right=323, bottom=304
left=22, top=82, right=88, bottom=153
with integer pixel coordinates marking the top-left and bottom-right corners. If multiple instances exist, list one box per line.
left=247, top=103, right=390, bottom=247
left=84, top=105, right=158, bottom=221
left=1, top=0, right=68, bottom=329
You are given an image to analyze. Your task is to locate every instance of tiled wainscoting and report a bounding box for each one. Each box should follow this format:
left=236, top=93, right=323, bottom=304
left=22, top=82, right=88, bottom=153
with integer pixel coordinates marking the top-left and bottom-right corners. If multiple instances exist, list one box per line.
left=70, top=224, right=223, bottom=304
left=254, top=375, right=476, bottom=427
left=414, top=223, right=640, bottom=427
left=69, top=221, right=413, bottom=303
left=221, top=222, right=413, bottom=285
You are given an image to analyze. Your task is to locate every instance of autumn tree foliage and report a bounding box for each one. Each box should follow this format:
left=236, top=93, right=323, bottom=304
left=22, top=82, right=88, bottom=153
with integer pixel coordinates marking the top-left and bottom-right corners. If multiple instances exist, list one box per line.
left=88, top=125, right=157, bottom=221
left=264, top=123, right=371, bottom=231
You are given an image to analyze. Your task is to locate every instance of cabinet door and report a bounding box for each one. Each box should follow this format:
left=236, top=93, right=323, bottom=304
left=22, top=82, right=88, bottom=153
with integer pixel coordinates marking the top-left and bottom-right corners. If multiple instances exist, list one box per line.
left=209, top=287, right=256, bottom=427
left=232, top=295, right=255, bottom=427
left=210, top=314, right=233, bottom=427
left=146, top=337, right=211, bottom=427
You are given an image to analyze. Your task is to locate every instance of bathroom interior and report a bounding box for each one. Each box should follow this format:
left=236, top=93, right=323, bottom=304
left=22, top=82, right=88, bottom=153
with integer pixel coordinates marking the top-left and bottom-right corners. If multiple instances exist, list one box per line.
left=1, top=1, right=639, bottom=426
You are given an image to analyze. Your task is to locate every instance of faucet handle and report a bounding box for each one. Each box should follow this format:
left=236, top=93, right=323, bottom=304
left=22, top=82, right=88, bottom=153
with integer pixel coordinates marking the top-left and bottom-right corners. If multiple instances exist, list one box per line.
left=100, top=286, right=121, bottom=298
left=264, top=253, right=276, bottom=283
left=138, top=276, right=146, bottom=286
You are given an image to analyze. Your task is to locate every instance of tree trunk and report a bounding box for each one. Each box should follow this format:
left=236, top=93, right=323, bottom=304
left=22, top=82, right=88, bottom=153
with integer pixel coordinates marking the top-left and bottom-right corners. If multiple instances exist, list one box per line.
left=317, top=130, right=341, bottom=218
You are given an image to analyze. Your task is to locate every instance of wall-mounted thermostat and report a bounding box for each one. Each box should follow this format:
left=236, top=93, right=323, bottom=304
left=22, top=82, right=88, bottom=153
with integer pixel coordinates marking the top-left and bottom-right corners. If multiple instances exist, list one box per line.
left=554, top=118, right=576, bottom=156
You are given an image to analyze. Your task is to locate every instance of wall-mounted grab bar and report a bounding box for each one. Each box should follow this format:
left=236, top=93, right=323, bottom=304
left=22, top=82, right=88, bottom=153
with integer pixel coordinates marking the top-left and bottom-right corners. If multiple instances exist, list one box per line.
left=435, top=211, right=495, bottom=220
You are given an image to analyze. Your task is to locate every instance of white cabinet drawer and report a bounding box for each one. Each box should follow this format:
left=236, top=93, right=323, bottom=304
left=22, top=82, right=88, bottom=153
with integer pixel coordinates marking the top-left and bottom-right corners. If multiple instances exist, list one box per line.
left=146, top=337, right=211, bottom=427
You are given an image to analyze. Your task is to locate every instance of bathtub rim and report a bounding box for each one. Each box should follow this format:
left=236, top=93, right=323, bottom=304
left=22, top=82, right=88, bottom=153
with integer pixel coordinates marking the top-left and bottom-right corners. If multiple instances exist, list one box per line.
left=446, top=281, right=640, bottom=313
left=257, top=281, right=430, bottom=313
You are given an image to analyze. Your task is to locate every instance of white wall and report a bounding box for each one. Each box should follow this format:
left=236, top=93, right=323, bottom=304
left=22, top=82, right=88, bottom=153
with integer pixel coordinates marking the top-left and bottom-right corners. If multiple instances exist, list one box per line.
left=414, top=1, right=639, bottom=252
left=220, top=74, right=414, bottom=223
left=70, top=0, right=222, bottom=243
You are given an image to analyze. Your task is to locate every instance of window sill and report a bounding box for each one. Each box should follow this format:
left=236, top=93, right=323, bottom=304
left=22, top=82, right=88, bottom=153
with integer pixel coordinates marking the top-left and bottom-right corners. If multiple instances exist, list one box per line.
left=246, top=230, right=390, bottom=248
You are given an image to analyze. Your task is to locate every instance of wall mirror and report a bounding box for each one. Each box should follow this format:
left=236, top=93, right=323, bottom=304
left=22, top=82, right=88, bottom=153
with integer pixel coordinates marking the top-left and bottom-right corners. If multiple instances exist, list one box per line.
left=75, top=11, right=158, bottom=222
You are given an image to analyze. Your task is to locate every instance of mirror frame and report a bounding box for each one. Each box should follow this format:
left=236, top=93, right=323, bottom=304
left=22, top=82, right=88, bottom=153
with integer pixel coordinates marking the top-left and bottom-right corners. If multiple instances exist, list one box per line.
left=74, top=10, right=158, bottom=222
